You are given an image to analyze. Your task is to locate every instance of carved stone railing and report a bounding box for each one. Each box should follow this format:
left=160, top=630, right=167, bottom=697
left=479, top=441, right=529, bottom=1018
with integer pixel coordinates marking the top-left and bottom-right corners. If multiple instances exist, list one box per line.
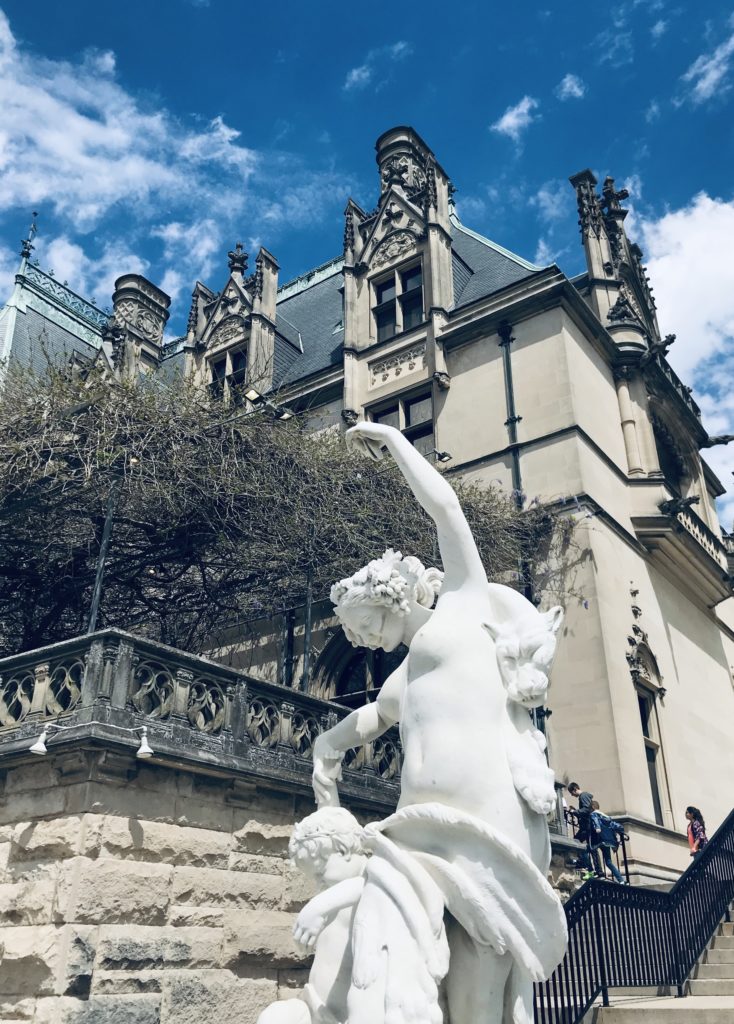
left=649, top=352, right=702, bottom=421
left=0, top=629, right=401, bottom=811
left=23, top=263, right=109, bottom=330
left=669, top=505, right=730, bottom=573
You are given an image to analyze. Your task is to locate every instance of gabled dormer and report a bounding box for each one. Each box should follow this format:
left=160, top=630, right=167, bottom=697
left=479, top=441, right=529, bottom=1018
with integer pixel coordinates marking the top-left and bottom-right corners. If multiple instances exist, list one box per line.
left=184, top=243, right=279, bottom=399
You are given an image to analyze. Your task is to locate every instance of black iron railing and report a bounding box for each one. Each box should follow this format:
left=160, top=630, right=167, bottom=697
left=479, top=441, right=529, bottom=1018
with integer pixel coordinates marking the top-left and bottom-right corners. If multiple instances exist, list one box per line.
left=534, top=807, right=734, bottom=1023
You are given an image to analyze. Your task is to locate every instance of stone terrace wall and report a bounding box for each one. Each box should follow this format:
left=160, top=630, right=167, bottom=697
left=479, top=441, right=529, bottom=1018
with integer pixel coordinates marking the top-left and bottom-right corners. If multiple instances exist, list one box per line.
left=0, top=750, right=331, bottom=1024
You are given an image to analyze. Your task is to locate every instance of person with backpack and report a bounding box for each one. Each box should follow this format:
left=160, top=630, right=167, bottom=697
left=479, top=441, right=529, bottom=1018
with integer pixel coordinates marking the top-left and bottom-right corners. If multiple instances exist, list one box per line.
left=686, top=806, right=708, bottom=858
left=590, top=800, right=628, bottom=883
left=567, top=782, right=601, bottom=879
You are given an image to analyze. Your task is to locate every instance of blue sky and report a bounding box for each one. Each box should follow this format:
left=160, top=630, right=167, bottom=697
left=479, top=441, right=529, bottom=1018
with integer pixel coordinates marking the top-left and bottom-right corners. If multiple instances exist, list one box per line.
left=0, top=1, right=732, bottom=518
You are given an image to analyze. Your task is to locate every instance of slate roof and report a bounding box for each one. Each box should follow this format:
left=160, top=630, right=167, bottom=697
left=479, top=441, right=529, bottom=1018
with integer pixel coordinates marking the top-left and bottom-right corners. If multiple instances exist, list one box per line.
left=274, top=214, right=541, bottom=387
left=449, top=214, right=541, bottom=308
left=5, top=305, right=99, bottom=374
left=273, top=260, right=345, bottom=387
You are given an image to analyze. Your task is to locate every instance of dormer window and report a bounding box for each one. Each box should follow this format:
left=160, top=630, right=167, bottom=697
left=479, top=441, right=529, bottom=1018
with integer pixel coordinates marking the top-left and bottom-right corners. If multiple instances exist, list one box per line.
left=372, top=262, right=424, bottom=343
left=209, top=356, right=227, bottom=399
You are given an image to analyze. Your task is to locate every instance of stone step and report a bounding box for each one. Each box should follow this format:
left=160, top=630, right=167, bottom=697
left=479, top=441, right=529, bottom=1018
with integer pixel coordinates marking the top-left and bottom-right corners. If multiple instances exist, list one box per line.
left=706, top=948, right=734, bottom=965
left=718, top=921, right=734, bottom=937
left=696, top=963, right=734, bottom=979
left=710, top=935, right=734, bottom=949
left=689, top=978, right=734, bottom=996
left=595, top=995, right=734, bottom=1023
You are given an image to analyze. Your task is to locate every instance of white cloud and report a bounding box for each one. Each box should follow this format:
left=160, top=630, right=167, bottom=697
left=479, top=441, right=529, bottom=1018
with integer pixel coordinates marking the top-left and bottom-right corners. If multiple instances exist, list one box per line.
left=39, top=235, right=148, bottom=308
left=490, top=96, right=539, bottom=143
left=651, top=19, right=667, bottom=40
left=635, top=193, right=734, bottom=521
left=343, top=41, right=412, bottom=92
left=0, top=10, right=258, bottom=229
left=680, top=28, right=734, bottom=104
left=645, top=99, right=661, bottom=122
left=530, top=181, right=567, bottom=222
left=0, top=10, right=354, bottom=328
left=454, top=195, right=487, bottom=223
left=0, top=243, right=17, bottom=298
left=534, top=238, right=556, bottom=265
left=555, top=74, right=586, bottom=101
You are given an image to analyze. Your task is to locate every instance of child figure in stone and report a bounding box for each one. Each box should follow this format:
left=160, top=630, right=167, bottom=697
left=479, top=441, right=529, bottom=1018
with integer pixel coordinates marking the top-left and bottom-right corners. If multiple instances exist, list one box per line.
left=256, top=807, right=368, bottom=1024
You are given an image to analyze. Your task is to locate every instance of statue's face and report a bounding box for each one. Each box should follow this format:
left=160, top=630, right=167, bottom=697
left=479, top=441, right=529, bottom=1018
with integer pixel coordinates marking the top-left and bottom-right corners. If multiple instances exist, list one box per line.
left=336, top=602, right=405, bottom=652
left=293, top=845, right=363, bottom=885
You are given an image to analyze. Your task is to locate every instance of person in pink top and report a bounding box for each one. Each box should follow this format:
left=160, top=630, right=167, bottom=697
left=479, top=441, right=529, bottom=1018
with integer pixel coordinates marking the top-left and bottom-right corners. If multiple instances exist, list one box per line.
left=685, top=806, right=708, bottom=858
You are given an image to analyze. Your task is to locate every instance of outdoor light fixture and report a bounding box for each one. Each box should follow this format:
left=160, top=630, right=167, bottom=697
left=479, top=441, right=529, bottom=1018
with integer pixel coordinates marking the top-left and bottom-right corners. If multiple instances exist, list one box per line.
left=29, top=722, right=155, bottom=759
left=135, top=726, right=153, bottom=759
left=244, top=386, right=292, bottom=420
left=29, top=721, right=69, bottom=755
left=428, top=448, right=452, bottom=463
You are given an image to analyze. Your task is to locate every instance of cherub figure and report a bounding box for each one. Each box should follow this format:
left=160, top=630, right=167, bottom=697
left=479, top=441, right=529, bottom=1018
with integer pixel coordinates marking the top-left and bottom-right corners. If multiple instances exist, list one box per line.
left=256, top=807, right=368, bottom=1024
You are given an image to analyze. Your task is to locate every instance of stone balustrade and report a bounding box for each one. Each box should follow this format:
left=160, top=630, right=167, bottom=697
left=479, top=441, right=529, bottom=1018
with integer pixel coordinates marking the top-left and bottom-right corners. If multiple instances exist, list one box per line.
left=673, top=506, right=730, bottom=573
left=0, top=628, right=401, bottom=812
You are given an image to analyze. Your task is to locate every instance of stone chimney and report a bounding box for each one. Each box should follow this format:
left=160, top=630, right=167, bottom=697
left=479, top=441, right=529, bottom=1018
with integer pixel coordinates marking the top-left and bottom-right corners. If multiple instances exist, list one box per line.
left=111, top=274, right=171, bottom=376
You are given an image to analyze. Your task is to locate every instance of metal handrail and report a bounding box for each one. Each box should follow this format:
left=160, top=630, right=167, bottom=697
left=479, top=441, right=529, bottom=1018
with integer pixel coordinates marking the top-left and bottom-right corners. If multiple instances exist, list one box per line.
left=534, top=807, right=734, bottom=1022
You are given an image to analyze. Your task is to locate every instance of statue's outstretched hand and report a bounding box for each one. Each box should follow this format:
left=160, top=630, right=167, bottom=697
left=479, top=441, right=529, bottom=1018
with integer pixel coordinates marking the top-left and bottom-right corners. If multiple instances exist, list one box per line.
left=346, top=421, right=398, bottom=461
left=293, top=904, right=327, bottom=951
left=312, top=733, right=343, bottom=808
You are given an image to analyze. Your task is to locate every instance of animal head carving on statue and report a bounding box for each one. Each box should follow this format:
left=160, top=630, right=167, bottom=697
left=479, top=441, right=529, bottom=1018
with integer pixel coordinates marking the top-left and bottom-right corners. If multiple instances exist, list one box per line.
left=482, top=584, right=563, bottom=708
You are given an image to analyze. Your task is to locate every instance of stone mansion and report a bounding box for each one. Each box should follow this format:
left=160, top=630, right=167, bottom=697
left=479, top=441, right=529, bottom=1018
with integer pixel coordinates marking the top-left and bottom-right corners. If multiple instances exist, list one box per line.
left=1, top=125, right=733, bottom=897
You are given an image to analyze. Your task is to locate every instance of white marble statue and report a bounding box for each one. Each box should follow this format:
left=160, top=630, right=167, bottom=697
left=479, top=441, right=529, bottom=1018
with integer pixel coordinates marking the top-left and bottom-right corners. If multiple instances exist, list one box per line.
left=258, top=420, right=567, bottom=1024
left=257, top=807, right=369, bottom=1024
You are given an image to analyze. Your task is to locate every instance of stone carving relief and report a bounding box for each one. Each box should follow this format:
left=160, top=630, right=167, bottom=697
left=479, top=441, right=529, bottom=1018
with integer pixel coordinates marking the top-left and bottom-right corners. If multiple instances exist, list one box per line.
left=210, top=315, right=246, bottom=349
left=371, top=230, right=417, bottom=269
left=187, top=679, right=226, bottom=734
left=0, top=672, right=34, bottom=726
left=131, top=662, right=174, bottom=719
left=114, top=299, right=164, bottom=342
left=369, top=343, right=426, bottom=387
left=45, top=661, right=84, bottom=716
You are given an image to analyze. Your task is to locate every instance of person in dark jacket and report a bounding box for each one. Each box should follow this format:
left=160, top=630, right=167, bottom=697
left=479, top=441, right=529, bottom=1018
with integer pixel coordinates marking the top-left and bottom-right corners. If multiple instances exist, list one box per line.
left=686, top=806, right=708, bottom=858
left=590, top=800, right=627, bottom=883
left=568, top=782, right=601, bottom=878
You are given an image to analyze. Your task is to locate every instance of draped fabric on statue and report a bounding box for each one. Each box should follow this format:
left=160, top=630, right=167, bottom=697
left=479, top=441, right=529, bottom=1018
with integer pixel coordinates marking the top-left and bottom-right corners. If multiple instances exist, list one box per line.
left=348, top=803, right=567, bottom=1024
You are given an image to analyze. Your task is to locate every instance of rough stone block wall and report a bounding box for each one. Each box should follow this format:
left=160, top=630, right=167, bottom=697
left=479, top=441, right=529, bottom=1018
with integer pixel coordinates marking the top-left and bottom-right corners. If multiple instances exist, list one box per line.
left=0, top=754, right=321, bottom=1024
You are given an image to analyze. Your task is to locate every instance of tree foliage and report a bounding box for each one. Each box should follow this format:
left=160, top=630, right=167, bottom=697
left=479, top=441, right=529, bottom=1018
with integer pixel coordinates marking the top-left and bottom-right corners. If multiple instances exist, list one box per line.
left=0, top=363, right=562, bottom=657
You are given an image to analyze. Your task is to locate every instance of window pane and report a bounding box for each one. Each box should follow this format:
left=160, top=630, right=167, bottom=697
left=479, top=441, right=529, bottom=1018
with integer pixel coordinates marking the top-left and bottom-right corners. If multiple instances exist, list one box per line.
left=211, top=358, right=227, bottom=381
left=230, top=350, right=246, bottom=374
left=406, top=394, right=432, bottom=427
left=401, top=265, right=422, bottom=293
left=401, top=291, right=423, bottom=331
left=646, top=744, right=664, bottom=825
left=411, top=429, right=435, bottom=457
left=375, top=278, right=396, bottom=305
left=376, top=308, right=396, bottom=342
left=638, top=694, right=651, bottom=738
left=374, top=405, right=400, bottom=429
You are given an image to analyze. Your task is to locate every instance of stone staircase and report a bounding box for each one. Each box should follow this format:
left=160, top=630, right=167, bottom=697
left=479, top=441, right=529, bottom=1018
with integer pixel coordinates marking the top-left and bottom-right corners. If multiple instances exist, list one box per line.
left=594, top=914, right=734, bottom=1022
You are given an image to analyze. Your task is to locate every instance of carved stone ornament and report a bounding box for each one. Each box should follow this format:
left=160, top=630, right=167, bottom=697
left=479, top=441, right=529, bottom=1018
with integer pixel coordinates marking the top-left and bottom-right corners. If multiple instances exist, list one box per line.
left=341, top=408, right=359, bottom=427
left=607, top=285, right=644, bottom=327
left=371, top=230, right=417, bottom=269
left=432, top=370, right=451, bottom=391
left=573, top=177, right=603, bottom=239
left=114, top=299, right=164, bottom=342
left=343, top=209, right=355, bottom=253
left=210, top=315, right=246, bottom=348
left=369, top=343, right=426, bottom=387
left=227, top=242, right=248, bottom=275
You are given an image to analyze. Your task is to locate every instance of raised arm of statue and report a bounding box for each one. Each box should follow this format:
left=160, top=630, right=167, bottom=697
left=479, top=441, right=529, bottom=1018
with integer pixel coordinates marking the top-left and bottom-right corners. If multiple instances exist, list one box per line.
left=346, top=422, right=488, bottom=596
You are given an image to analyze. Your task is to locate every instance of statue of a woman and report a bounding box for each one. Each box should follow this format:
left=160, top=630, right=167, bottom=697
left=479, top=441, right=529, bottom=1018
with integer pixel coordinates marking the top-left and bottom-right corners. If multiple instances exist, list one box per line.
left=311, top=421, right=567, bottom=1024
